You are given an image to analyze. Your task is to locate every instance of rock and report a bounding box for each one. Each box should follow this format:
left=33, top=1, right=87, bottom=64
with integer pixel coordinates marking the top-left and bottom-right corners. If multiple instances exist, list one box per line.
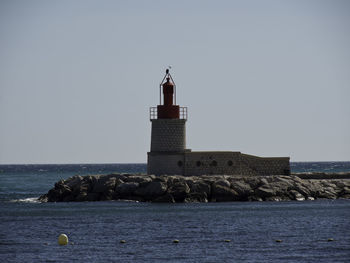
left=265, top=196, right=283, bottom=202
left=190, top=181, right=211, bottom=197
left=303, top=180, right=322, bottom=198
left=65, top=175, right=84, bottom=189
left=73, top=183, right=90, bottom=196
left=230, top=181, right=253, bottom=199
left=47, top=183, right=73, bottom=202
left=111, top=174, right=127, bottom=181
left=167, top=182, right=190, bottom=202
left=59, top=184, right=72, bottom=197
left=184, top=177, right=195, bottom=187
left=154, top=176, right=168, bottom=183
left=290, top=175, right=305, bottom=184
left=173, top=177, right=186, bottom=184
left=272, top=176, right=293, bottom=188
left=184, top=192, right=208, bottom=203
left=124, top=175, right=152, bottom=184
left=47, top=189, right=61, bottom=202
left=62, top=195, right=75, bottom=202
left=54, top=179, right=65, bottom=189
left=75, top=192, right=88, bottom=202
left=152, top=193, right=175, bottom=203
left=92, top=177, right=116, bottom=193
left=82, top=175, right=98, bottom=186
left=289, top=190, right=305, bottom=201
left=317, top=189, right=338, bottom=199
left=100, top=189, right=115, bottom=201
left=339, top=186, right=350, bottom=196
left=135, top=181, right=167, bottom=199
left=255, top=185, right=276, bottom=199
left=339, top=194, right=350, bottom=199
left=321, top=181, right=336, bottom=188
left=292, top=183, right=311, bottom=198
left=148, top=175, right=156, bottom=180
left=268, top=182, right=290, bottom=199
left=203, top=178, right=216, bottom=185
left=38, top=194, right=48, bottom=202
left=243, top=177, right=263, bottom=190
left=333, top=180, right=347, bottom=188
left=167, top=176, right=184, bottom=186
left=274, top=175, right=293, bottom=184
left=86, top=193, right=100, bottom=201
left=260, top=178, right=269, bottom=186
left=212, top=185, right=239, bottom=202
left=118, top=195, right=145, bottom=202
left=115, top=178, right=124, bottom=186
left=115, top=182, right=139, bottom=196
left=41, top=173, right=350, bottom=203
left=248, top=195, right=263, bottom=202
left=214, top=179, right=231, bottom=188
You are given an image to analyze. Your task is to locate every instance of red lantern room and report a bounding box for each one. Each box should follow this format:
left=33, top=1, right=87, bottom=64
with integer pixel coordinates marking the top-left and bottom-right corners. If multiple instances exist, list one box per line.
left=157, top=69, right=180, bottom=119
left=149, top=69, right=187, bottom=120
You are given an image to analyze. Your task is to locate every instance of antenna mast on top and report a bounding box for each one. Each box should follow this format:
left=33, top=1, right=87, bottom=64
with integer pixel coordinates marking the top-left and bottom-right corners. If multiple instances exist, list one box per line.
left=159, top=68, right=176, bottom=105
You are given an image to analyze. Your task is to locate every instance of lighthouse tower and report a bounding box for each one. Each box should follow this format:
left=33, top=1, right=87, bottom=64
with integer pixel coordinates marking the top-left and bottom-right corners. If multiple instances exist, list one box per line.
left=147, top=69, right=290, bottom=176
left=147, top=69, right=188, bottom=175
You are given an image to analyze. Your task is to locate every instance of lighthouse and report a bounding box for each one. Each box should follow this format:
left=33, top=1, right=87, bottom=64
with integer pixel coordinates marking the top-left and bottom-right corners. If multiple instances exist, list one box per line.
left=147, top=69, right=188, bottom=175
left=147, top=70, right=290, bottom=176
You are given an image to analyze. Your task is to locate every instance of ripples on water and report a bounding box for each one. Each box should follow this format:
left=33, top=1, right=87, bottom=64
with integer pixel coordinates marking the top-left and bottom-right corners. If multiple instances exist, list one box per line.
left=290, top=162, right=350, bottom=173
left=0, top=162, right=350, bottom=262
left=1, top=201, right=350, bottom=262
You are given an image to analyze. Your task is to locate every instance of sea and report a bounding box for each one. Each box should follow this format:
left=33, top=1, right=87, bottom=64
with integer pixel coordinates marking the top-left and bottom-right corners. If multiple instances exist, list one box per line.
left=0, top=162, right=350, bottom=262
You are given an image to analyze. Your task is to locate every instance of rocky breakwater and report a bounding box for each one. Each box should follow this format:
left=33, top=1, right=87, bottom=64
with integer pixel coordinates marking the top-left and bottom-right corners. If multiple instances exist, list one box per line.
left=39, top=174, right=350, bottom=203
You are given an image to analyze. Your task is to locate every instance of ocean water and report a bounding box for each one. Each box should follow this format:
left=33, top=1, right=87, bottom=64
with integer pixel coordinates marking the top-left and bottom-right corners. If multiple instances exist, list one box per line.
left=0, top=162, right=350, bottom=262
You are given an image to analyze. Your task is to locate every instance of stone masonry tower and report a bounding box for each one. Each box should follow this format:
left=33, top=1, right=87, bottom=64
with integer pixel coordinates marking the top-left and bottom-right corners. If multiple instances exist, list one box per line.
left=147, top=69, right=188, bottom=175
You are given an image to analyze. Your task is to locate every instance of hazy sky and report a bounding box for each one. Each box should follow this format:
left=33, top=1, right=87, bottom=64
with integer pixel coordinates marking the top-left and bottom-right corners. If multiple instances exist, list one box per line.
left=1, top=0, right=349, bottom=164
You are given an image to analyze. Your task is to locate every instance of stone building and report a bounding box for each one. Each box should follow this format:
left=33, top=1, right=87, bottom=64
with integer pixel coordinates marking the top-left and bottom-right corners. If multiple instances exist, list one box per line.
left=147, top=70, right=290, bottom=176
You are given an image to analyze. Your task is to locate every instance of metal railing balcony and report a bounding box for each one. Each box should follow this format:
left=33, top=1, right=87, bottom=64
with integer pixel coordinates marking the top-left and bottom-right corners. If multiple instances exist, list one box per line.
left=179, top=106, right=188, bottom=120
left=150, top=107, right=188, bottom=120
left=150, top=107, right=157, bottom=120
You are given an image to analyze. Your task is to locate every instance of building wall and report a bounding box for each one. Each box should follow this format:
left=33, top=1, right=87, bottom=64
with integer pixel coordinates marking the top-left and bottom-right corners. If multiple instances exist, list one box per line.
left=150, top=119, right=186, bottom=152
left=240, top=154, right=290, bottom=176
left=147, top=151, right=290, bottom=176
left=147, top=152, right=184, bottom=175
left=184, top=151, right=242, bottom=176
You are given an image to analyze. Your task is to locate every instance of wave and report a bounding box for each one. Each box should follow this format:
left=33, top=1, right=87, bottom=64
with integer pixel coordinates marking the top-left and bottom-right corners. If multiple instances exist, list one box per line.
left=9, top=197, right=40, bottom=203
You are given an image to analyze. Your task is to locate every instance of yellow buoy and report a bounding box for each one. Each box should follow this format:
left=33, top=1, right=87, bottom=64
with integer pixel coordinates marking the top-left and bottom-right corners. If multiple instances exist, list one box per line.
left=173, top=239, right=179, bottom=243
left=327, top=238, right=334, bottom=242
left=58, top=234, right=69, bottom=246
left=224, top=239, right=231, bottom=243
left=275, top=239, right=282, bottom=243
left=120, top=240, right=126, bottom=244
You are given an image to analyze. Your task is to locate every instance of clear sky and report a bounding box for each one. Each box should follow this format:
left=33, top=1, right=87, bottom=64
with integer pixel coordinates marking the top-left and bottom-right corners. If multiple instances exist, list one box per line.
left=0, top=0, right=349, bottom=164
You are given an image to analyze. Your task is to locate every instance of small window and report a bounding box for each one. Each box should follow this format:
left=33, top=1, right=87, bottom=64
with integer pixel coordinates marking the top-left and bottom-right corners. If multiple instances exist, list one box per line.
left=177, top=161, right=183, bottom=167
left=211, top=160, right=217, bottom=167
left=196, top=161, right=201, bottom=167
left=227, top=160, right=233, bottom=166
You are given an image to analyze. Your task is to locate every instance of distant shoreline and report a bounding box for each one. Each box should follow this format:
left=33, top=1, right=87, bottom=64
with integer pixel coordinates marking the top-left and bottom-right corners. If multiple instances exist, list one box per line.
left=293, top=172, right=350, bottom=180
left=1, top=161, right=350, bottom=165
